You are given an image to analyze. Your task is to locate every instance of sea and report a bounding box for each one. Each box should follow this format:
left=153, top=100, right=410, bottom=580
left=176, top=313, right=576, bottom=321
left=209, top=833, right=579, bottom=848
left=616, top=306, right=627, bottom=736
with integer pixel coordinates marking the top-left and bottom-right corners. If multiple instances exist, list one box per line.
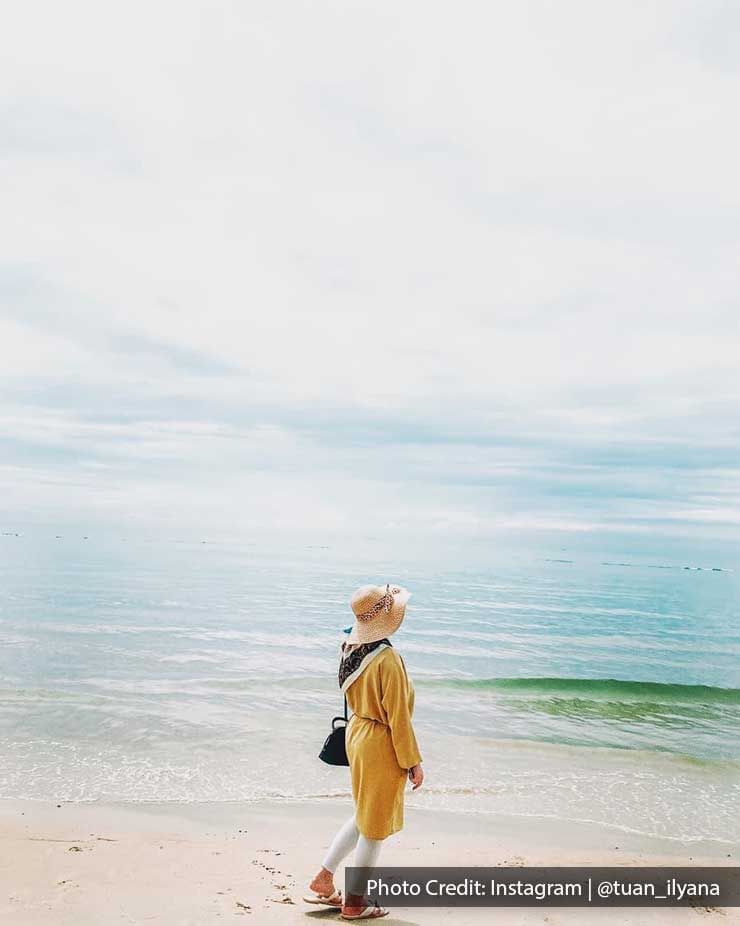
left=1, top=533, right=738, bottom=845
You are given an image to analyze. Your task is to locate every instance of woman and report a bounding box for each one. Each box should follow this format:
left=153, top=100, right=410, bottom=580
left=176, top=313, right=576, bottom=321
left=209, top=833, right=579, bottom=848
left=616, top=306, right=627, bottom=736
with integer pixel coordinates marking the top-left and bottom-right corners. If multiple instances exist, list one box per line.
left=305, top=583, right=424, bottom=920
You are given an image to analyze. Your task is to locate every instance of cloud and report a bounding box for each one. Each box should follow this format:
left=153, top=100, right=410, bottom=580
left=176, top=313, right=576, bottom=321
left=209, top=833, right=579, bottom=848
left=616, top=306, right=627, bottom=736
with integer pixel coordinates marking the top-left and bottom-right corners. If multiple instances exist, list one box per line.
left=0, top=1, right=738, bottom=549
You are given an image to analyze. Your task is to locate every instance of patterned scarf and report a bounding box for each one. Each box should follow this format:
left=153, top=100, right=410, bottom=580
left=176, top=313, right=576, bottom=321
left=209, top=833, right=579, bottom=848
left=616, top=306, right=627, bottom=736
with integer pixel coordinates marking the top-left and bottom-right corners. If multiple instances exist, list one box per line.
left=338, top=638, right=391, bottom=692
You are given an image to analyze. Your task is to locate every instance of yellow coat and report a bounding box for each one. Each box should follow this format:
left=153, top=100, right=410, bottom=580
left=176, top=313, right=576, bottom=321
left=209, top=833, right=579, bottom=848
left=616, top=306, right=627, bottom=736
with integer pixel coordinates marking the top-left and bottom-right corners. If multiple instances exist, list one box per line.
left=345, top=647, right=422, bottom=840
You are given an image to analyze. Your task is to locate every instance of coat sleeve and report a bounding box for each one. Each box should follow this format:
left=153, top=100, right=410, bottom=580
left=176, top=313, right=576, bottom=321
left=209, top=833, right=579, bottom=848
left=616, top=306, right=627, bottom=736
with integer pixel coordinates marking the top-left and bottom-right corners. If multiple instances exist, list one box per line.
left=380, top=652, right=422, bottom=770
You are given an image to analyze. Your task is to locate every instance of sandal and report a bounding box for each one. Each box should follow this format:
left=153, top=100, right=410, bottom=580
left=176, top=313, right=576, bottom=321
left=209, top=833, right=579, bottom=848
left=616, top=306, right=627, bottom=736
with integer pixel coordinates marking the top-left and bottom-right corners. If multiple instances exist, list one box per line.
left=340, top=903, right=389, bottom=920
left=302, top=889, right=343, bottom=908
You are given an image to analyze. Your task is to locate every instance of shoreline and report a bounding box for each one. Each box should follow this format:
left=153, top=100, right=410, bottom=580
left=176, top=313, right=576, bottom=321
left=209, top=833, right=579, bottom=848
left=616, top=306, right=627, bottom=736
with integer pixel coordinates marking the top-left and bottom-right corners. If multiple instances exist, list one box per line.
left=7, top=731, right=738, bottom=844
left=3, top=793, right=739, bottom=853
left=2, top=798, right=737, bottom=924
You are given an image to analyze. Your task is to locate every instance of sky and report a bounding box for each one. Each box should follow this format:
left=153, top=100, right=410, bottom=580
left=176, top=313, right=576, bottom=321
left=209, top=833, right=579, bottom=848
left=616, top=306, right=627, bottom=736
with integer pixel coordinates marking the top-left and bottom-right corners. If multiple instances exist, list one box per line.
left=1, top=1, right=739, bottom=555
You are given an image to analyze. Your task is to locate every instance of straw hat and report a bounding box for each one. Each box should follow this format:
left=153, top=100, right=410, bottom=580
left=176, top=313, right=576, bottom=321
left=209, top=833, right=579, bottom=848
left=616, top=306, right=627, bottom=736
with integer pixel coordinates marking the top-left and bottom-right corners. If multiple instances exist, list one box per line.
left=346, top=583, right=412, bottom=644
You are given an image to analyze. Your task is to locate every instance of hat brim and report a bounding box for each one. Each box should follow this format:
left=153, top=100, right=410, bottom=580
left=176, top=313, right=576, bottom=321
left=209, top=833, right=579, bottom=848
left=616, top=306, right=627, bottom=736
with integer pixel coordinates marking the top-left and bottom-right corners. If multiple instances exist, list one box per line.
left=347, top=589, right=411, bottom=644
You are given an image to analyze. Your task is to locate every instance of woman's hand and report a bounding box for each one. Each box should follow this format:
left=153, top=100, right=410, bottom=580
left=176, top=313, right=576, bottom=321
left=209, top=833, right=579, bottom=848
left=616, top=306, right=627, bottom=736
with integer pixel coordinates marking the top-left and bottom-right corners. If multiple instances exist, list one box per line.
left=408, top=764, right=424, bottom=790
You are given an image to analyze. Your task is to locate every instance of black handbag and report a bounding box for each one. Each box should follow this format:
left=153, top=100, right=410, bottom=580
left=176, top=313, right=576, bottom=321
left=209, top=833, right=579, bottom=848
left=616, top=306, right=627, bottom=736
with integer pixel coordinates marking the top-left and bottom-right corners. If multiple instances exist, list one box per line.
left=319, top=696, right=350, bottom=766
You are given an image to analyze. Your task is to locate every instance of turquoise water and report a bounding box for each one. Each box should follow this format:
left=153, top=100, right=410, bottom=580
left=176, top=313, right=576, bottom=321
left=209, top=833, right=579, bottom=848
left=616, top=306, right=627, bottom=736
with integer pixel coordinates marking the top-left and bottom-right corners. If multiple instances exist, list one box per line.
left=1, top=534, right=738, bottom=843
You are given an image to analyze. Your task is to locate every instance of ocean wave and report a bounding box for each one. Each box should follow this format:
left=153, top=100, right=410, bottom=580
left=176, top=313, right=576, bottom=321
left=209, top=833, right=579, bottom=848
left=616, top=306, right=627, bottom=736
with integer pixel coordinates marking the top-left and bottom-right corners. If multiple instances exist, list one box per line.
left=418, top=676, right=740, bottom=704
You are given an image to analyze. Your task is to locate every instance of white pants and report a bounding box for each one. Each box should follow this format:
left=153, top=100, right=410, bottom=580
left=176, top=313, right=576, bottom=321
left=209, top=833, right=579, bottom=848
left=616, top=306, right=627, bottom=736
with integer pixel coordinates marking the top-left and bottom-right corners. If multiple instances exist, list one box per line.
left=323, top=815, right=383, bottom=877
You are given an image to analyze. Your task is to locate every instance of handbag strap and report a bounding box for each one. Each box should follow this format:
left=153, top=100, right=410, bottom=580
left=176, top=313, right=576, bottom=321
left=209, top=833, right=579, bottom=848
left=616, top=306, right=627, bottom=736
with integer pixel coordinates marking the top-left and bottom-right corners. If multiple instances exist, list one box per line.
left=343, top=696, right=348, bottom=721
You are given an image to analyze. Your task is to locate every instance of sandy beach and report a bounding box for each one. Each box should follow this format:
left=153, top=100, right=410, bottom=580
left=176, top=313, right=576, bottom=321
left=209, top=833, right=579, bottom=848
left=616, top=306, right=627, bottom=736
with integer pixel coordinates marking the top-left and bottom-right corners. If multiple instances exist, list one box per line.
left=1, top=798, right=737, bottom=925
left=3, top=0, right=740, bottom=920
